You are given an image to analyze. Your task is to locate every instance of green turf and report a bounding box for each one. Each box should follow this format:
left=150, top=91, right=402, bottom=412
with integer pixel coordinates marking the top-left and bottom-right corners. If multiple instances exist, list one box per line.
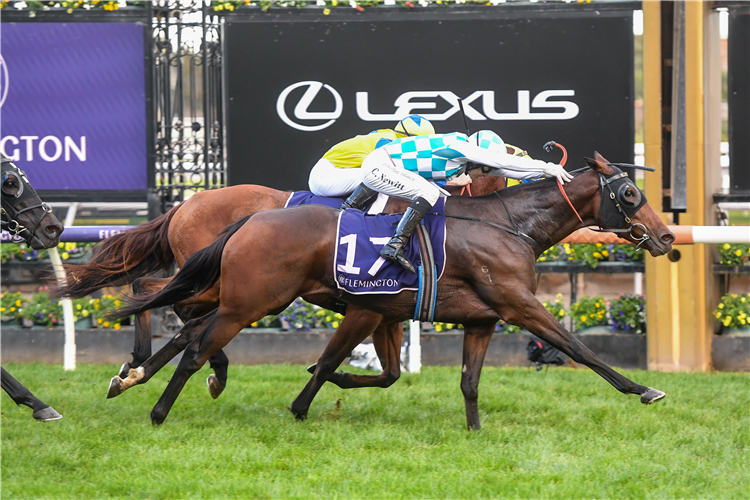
left=1, top=363, right=748, bottom=499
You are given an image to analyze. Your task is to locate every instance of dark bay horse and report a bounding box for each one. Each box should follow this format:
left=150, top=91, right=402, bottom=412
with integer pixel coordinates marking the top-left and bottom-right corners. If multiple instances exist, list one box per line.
left=55, top=172, right=507, bottom=397
left=1, top=155, right=65, bottom=421
left=113, top=153, right=675, bottom=428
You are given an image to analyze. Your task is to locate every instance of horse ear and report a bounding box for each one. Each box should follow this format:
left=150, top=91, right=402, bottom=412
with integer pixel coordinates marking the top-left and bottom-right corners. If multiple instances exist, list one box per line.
left=585, top=152, right=615, bottom=175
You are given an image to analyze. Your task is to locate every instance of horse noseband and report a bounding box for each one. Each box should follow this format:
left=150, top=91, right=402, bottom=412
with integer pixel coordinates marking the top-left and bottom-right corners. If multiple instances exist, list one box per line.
left=597, top=167, right=650, bottom=248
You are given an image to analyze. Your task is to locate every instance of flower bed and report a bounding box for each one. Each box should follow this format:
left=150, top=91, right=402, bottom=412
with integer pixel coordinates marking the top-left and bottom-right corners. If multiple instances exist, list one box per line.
left=717, top=243, right=750, bottom=267
left=537, top=243, right=643, bottom=268
left=0, top=242, right=94, bottom=264
left=714, top=293, right=750, bottom=334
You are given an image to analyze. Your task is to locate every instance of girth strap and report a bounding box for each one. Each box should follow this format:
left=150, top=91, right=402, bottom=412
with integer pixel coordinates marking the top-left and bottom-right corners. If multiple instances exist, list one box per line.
left=413, top=222, right=437, bottom=322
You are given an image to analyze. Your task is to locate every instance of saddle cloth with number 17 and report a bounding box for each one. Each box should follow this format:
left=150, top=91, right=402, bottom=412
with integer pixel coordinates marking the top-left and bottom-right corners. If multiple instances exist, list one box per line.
left=333, top=198, right=446, bottom=295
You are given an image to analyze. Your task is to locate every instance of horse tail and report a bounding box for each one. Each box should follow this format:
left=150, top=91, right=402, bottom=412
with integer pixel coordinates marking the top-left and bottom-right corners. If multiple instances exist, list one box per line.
left=115, top=214, right=253, bottom=318
left=52, top=207, right=180, bottom=298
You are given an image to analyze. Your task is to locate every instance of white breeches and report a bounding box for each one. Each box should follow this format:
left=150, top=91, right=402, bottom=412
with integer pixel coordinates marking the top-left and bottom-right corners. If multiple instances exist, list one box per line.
left=308, top=158, right=364, bottom=197
left=361, top=148, right=441, bottom=206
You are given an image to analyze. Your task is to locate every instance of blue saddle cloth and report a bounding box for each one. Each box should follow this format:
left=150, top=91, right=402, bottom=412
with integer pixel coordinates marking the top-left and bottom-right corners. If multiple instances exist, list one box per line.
left=285, top=191, right=344, bottom=209
left=334, top=199, right=446, bottom=295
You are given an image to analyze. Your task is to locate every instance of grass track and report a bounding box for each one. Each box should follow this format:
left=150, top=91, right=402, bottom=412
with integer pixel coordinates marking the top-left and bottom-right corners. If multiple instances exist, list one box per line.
left=1, top=363, right=748, bottom=499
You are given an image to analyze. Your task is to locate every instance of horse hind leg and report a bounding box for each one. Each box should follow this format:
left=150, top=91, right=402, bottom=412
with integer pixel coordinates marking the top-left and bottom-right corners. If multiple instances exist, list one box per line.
left=150, top=310, right=249, bottom=426
left=107, top=310, right=217, bottom=398
left=314, top=320, right=403, bottom=390
left=291, top=308, right=383, bottom=421
left=119, top=276, right=174, bottom=378
left=172, top=301, right=229, bottom=399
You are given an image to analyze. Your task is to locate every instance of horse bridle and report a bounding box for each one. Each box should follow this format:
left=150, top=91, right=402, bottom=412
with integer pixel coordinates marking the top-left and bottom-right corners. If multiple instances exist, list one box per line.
left=1, top=155, right=53, bottom=245
left=558, top=164, right=651, bottom=249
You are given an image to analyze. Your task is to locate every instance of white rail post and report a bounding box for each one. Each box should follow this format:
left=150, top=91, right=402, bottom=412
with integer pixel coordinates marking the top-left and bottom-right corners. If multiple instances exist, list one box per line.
left=407, top=320, right=421, bottom=373
left=49, top=247, right=76, bottom=371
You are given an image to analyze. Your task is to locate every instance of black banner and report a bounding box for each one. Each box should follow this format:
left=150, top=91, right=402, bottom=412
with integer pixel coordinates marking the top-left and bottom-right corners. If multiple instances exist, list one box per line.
left=225, top=8, right=634, bottom=191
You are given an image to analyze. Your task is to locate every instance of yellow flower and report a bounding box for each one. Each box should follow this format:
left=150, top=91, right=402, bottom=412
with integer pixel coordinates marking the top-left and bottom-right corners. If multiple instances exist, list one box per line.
left=65, top=242, right=76, bottom=251
left=595, top=303, right=600, bottom=308
left=82, top=310, right=89, bottom=317
left=58, top=242, right=65, bottom=248
left=556, top=293, right=563, bottom=299
left=323, top=7, right=330, bottom=14
left=741, top=319, right=747, bottom=325
left=98, top=318, right=103, bottom=324
left=435, top=325, right=443, bottom=332
left=742, top=297, right=746, bottom=303
left=0, top=307, right=5, bottom=312
left=593, top=252, right=602, bottom=259
left=225, top=3, right=234, bottom=10
left=563, top=243, right=570, bottom=248
left=114, top=300, right=121, bottom=307
left=62, top=252, right=70, bottom=259
left=332, top=321, right=339, bottom=328
left=446, top=323, right=454, bottom=329
left=715, top=312, right=722, bottom=319
left=580, top=315, right=587, bottom=322
left=718, top=303, right=724, bottom=309
left=724, top=243, right=730, bottom=250
left=114, top=323, right=121, bottom=330
left=332, top=0, right=337, bottom=5
left=558, top=310, right=564, bottom=317
left=103, top=321, right=110, bottom=328
left=15, top=300, right=21, bottom=307
left=736, top=250, right=742, bottom=257
left=9, top=307, right=15, bottom=312
left=565, top=248, right=571, bottom=255
left=596, top=243, right=602, bottom=248
left=251, top=322, right=258, bottom=327
left=602, top=250, right=609, bottom=257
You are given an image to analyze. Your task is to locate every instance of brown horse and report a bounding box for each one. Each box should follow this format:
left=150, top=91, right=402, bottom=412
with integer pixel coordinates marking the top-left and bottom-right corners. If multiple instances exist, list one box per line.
left=56, top=173, right=507, bottom=396
left=1, top=155, right=65, bottom=421
left=113, top=153, right=675, bottom=429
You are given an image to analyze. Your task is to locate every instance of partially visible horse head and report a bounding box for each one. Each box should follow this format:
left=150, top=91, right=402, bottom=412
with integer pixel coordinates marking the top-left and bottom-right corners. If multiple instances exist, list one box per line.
left=583, top=151, right=674, bottom=257
left=1, top=155, right=64, bottom=249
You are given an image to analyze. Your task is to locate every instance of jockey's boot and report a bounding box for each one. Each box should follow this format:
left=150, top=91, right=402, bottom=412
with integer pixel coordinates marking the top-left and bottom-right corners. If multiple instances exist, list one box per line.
left=380, top=197, right=432, bottom=274
left=341, top=184, right=378, bottom=210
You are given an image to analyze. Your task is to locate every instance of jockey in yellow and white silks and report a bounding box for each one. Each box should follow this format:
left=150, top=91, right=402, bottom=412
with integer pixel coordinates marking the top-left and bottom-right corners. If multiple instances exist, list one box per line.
left=307, top=115, right=435, bottom=209
left=359, top=129, right=573, bottom=273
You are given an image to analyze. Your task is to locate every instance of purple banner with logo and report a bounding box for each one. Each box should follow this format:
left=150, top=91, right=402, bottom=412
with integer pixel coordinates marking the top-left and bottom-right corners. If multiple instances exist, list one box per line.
left=0, top=22, right=147, bottom=191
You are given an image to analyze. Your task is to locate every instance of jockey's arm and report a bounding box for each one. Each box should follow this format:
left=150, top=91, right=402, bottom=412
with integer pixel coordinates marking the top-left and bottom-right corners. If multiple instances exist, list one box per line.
left=450, top=140, right=573, bottom=183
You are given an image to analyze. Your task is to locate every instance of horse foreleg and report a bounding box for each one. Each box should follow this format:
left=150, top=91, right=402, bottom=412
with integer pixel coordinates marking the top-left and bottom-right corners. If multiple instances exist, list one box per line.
left=1, top=368, right=62, bottom=421
left=321, top=320, right=404, bottom=389
left=107, top=310, right=217, bottom=398
left=503, top=296, right=664, bottom=403
left=291, top=308, right=384, bottom=421
left=460, top=324, right=495, bottom=431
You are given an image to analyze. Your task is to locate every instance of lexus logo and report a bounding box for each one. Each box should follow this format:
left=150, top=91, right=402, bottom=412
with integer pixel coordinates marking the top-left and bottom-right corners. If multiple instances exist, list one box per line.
left=0, top=54, right=8, bottom=109
left=276, top=81, right=580, bottom=132
left=276, top=81, right=343, bottom=131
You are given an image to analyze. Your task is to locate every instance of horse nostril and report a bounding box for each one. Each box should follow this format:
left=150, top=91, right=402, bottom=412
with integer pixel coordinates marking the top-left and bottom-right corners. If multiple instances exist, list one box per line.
left=46, top=224, right=61, bottom=236
left=662, top=232, right=675, bottom=244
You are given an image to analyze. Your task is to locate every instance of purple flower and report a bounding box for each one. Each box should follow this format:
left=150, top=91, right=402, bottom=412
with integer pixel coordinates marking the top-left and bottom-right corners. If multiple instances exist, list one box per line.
left=619, top=310, right=624, bottom=316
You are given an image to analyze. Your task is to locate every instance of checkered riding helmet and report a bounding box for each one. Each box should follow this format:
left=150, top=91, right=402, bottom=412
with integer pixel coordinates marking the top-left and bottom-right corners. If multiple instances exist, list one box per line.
left=469, top=130, right=506, bottom=155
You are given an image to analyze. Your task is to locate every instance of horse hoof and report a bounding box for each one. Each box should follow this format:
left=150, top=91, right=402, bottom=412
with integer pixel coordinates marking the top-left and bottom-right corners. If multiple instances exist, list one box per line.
left=306, top=363, right=316, bottom=374
left=640, top=387, right=666, bottom=404
left=206, top=374, right=225, bottom=399
left=151, top=409, right=166, bottom=426
left=294, top=411, right=307, bottom=422
left=118, top=362, right=131, bottom=379
left=107, top=376, right=123, bottom=399
left=33, top=406, right=62, bottom=422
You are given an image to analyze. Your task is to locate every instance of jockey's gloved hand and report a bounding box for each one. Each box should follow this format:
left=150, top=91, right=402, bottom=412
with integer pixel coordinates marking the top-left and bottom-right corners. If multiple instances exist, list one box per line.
left=446, top=173, right=472, bottom=187
left=543, top=163, right=574, bottom=184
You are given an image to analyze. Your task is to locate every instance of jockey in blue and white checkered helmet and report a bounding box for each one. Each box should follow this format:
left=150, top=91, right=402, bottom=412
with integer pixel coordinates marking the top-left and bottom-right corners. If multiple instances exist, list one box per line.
left=359, top=129, right=572, bottom=273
